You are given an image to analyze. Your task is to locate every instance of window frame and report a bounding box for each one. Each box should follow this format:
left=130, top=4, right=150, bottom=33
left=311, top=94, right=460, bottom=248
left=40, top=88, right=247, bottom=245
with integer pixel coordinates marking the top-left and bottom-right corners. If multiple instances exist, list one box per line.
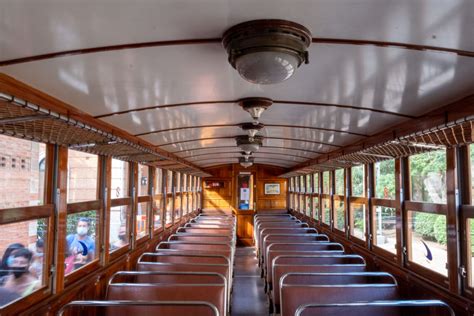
left=134, top=163, right=152, bottom=246
left=333, top=168, right=347, bottom=235
left=348, top=165, right=369, bottom=247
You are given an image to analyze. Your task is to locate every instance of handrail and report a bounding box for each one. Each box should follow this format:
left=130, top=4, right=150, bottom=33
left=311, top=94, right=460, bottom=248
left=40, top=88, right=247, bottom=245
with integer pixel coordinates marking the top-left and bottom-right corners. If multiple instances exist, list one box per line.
left=57, top=300, right=219, bottom=316
left=295, top=300, right=455, bottom=316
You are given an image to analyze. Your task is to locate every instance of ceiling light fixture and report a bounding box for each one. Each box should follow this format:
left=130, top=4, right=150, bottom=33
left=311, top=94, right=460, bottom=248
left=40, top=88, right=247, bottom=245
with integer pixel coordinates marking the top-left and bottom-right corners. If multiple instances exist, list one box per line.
left=241, top=122, right=264, bottom=140
left=239, top=156, right=254, bottom=168
left=236, top=135, right=263, bottom=153
left=239, top=97, right=272, bottom=124
left=241, top=151, right=252, bottom=160
left=223, top=19, right=311, bottom=84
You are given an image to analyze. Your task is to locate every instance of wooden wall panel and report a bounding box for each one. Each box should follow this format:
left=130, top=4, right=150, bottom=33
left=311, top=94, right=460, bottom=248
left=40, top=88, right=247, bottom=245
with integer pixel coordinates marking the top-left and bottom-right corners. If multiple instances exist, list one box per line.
left=202, top=164, right=288, bottom=245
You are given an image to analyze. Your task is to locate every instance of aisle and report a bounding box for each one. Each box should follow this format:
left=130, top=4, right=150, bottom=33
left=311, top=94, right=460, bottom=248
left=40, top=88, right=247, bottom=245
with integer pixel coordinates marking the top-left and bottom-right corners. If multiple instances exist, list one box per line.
left=231, top=247, right=268, bottom=316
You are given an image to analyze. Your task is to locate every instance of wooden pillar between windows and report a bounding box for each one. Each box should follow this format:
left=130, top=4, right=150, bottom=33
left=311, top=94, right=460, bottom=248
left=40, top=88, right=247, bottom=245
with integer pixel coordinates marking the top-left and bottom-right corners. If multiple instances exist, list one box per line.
left=446, top=147, right=461, bottom=293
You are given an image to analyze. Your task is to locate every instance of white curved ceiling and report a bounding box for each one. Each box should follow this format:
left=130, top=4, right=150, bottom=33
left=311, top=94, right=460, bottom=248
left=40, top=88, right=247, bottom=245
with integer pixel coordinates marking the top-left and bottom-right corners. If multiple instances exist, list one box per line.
left=1, top=0, right=474, bottom=169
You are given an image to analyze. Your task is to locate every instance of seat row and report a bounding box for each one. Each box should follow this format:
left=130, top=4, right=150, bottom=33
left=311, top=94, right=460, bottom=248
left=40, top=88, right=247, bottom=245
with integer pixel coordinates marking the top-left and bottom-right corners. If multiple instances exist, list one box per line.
left=59, top=212, right=236, bottom=316
left=254, top=213, right=455, bottom=316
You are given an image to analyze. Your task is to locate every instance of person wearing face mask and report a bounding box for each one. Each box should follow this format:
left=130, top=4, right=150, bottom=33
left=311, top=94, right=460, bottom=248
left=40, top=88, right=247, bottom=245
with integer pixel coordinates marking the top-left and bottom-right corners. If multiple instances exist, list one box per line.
left=0, top=243, right=25, bottom=280
left=29, top=239, right=44, bottom=280
left=1, top=248, right=40, bottom=301
left=65, top=218, right=95, bottom=272
left=111, top=225, right=128, bottom=250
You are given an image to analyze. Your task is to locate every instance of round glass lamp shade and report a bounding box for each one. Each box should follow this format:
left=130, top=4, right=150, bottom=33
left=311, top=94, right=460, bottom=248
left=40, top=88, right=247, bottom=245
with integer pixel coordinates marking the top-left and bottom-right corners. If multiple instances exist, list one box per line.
left=240, top=161, right=253, bottom=168
left=239, top=143, right=260, bottom=153
left=235, top=51, right=299, bottom=84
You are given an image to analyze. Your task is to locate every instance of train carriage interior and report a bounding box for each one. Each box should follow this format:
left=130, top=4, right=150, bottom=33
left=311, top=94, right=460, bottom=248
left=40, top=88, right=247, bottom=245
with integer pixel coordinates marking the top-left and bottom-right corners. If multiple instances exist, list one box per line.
left=1, top=1, right=474, bottom=315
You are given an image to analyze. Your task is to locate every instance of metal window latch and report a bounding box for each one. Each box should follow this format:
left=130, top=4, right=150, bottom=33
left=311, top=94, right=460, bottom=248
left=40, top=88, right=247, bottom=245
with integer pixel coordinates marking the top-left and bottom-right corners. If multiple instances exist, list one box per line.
left=50, top=265, right=56, bottom=275
left=402, top=246, right=408, bottom=256
left=459, top=266, right=467, bottom=278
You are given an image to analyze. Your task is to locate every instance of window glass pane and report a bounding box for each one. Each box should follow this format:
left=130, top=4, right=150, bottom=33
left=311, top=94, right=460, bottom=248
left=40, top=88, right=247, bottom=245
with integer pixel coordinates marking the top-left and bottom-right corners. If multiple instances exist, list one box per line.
left=175, top=194, right=182, bottom=219
left=300, top=176, right=305, bottom=193
left=322, top=172, right=330, bottom=194
left=313, top=173, right=319, bottom=193
left=468, top=218, right=474, bottom=287
left=153, top=197, right=162, bottom=230
left=109, top=205, right=130, bottom=252
left=183, top=175, right=187, bottom=192
left=166, top=195, right=173, bottom=225
left=335, top=169, right=344, bottom=196
left=305, top=196, right=311, bottom=217
left=137, top=164, right=149, bottom=196
left=306, top=175, right=312, bottom=193
left=409, top=150, right=446, bottom=204
left=183, top=193, right=188, bottom=215
left=471, top=146, right=474, bottom=205
left=166, top=170, right=173, bottom=193
left=408, top=211, right=447, bottom=276
left=176, top=172, right=181, bottom=192
left=351, top=203, right=366, bottom=240
left=289, top=178, right=294, bottom=192
left=0, top=136, right=46, bottom=208
left=111, top=159, right=129, bottom=199
left=334, top=200, right=345, bottom=231
left=375, top=159, right=395, bottom=200
left=299, top=195, right=304, bottom=213
left=312, top=196, right=319, bottom=220
left=155, top=168, right=163, bottom=195
left=322, top=198, right=331, bottom=225
left=67, top=150, right=98, bottom=203
left=351, top=165, right=365, bottom=197
left=65, top=211, right=98, bottom=274
left=373, top=206, right=396, bottom=253
left=0, top=218, right=47, bottom=307
left=136, top=202, right=149, bottom=239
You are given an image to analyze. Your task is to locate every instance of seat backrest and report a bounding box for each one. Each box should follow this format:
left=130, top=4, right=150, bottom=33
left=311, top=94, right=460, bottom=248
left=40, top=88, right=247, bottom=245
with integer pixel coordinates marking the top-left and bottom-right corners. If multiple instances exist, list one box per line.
left=107, top=271, right=227, bottom=316
left=140, top=252, right=229, bottom=265
left=262, top=234, right=329, bottom=264
left=58, top=300, right=219, bottom=316
left=169, top=234, right=233, bottom=244
left=258, top=228, right=317, bottom=252
left=280, top=272, right=398, bottom=316
left=185, top=223, right=235, bottom=229
left=255, top=221, right=307, bottom=247
left=271, top=255, right=366, bottom=311
left=177, top=227, right=234, bottom=236
left=295, top=300, right=455, bottom=316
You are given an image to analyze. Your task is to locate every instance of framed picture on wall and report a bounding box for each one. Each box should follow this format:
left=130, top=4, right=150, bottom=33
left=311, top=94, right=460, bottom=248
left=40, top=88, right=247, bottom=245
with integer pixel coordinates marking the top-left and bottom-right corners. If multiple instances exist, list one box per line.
left=264, top=183, right=280, bottom=195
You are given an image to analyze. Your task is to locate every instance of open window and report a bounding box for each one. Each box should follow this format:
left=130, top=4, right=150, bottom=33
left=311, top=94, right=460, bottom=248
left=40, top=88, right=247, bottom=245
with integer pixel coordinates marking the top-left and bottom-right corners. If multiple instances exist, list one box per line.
left=321, top=171, right=331, bottom=226
left=349, top=165, right=368, bottom=245
left=333, top=169, right=346, bottom=233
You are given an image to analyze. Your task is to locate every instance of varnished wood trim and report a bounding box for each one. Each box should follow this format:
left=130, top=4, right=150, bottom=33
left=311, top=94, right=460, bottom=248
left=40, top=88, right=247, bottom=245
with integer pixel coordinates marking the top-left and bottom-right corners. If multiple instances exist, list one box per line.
left=96, top=99, right=414, bottom=119
left=0, top=38, right=222, bottom=66
left=172, top=145, right=321, bottom=155
left=138, top=195, right=152, bottom=203
left=157, top=136, right=341, bottom=148
left=66, top=200, right=102, bottom=214
left=0, top=204, right=54, bottom=224
left=371, top=198, right=397, bottom=208
left=2, top=36, right=471, bottom=66
left=135, top=123, right=369, bottom=137
left=110, top=197, right=132, bottom=206
left=404, top=200, right=447, bottom=214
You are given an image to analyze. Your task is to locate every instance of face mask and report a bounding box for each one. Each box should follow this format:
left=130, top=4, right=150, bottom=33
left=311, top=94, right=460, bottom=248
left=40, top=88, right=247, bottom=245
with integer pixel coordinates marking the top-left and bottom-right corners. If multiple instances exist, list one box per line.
left=118, top=234, right=126, bottom=241
left=12, top=267, right=28, bottom=279
left=6, top=256, right=14, bottom=267
left=77, top=227, right=88, bottom=236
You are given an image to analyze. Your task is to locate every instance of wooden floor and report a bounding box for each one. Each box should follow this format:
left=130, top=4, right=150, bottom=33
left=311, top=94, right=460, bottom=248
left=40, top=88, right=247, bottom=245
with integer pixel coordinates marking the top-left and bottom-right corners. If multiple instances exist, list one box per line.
left=231, top=247, right=268, bottom=316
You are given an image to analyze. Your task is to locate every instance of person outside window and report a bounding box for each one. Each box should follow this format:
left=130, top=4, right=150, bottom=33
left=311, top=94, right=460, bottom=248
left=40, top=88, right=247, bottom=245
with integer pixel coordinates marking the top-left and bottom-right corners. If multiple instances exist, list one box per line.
left=1, top=248, right=41, bottom=302
left=0, top=243, right=25, bottom=279
left=65, top=218, right=95, bottom=272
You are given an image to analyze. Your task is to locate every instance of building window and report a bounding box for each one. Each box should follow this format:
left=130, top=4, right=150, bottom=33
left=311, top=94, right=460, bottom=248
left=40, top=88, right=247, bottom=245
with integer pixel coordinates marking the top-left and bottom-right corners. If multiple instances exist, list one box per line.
left=67, top=149, right=98, bottom=203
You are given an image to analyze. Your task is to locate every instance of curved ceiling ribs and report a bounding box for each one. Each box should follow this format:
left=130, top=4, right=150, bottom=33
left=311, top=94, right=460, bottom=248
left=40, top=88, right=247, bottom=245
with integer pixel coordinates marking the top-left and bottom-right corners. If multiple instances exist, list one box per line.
left=1, top=37, right=473, bottom=68
left=95, top=99, right=416, bottom=119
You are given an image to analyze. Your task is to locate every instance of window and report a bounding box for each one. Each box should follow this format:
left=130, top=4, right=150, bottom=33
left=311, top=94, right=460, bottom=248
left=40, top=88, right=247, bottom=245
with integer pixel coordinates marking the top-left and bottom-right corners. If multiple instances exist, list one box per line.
left=137, top=164, right=149, bottom=196
left=136, top=202, right=150, bottom=239
left=467, top=218, right=474, bottom=287
left=351, top=165, right=365, bottom=197
left=300, top=176, right=305, bottom=193
left=322, top=197, right=331, bottom=225
left=350, top=203, right=366, bottom=241
left=0, top=136, right=46, bottom=208
left=334, top=200, right=345, bottom=231
left=109, top=159, right=131, bottom=254
left=312, top=196, right=319, bottom=220
left=295, top=176, right=300, bottom=193
left=373, top=206, right=396, bottom=254
left=305, top=195, right=311, bottom=217
left=65, top=210, right=99, bottom=274
left=306, top=174, right=312, bottom=193
left=322, top=172, right=330, bottom=194
left=153, top=168, right=163, bottom=230
left=174, top=172, right=182, bottom=220
left=409, top=150, right=447, bottom=203
left=313, top=173, right=319, bottom=193
left=67, top=149, right=98, bottom=203
left=407, top=211, right=447, bottom=276
left=335, top=169, right=344, bottom=196
left=165, top=170, right=173, bottom=225
left=0, top=217, right=49, bottom=307
left=375, top=159, right=395, bottom=199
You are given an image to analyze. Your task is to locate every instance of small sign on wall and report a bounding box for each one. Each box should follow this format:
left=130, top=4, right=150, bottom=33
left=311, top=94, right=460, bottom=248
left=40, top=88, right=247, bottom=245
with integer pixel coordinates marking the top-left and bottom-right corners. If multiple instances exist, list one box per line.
left=204, top=181, right=224, bottom=188
left=264, top=183, right=281, bottom=195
